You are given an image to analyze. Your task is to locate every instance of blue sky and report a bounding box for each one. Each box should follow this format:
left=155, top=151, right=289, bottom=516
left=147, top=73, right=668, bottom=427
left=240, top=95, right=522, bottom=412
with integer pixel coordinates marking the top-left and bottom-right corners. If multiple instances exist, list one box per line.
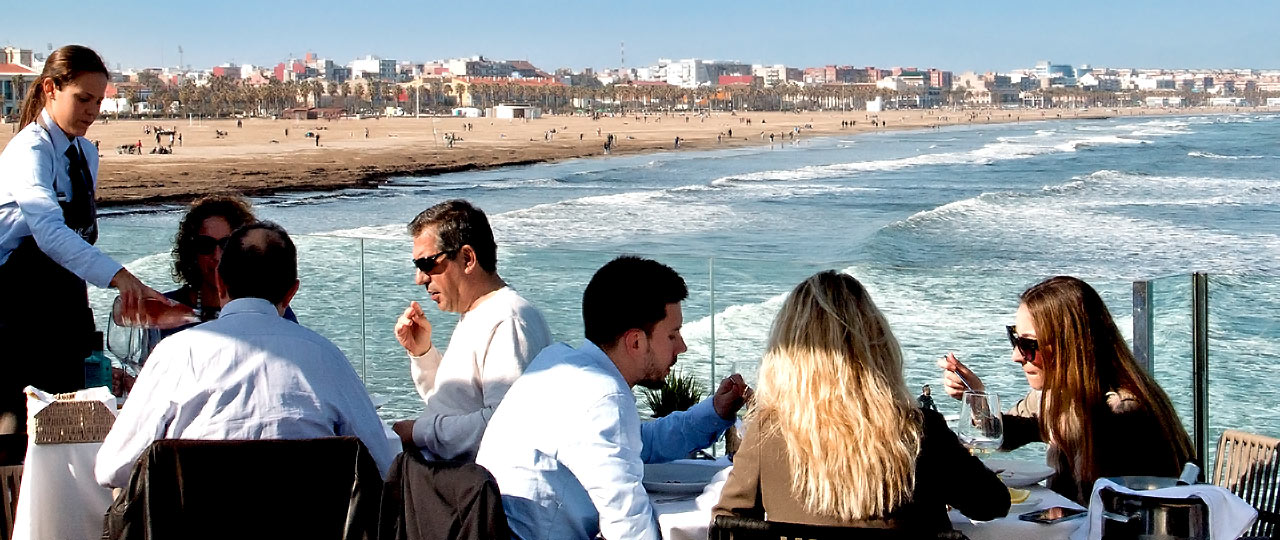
left=6, top=1, right=1278, bottom=73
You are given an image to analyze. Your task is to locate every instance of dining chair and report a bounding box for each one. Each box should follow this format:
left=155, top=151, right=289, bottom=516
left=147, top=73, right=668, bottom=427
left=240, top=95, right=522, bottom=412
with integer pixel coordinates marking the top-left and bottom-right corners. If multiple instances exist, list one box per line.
left=377, top=449, right=508, bottom=540
left=1211, top=429, right=1280, bottom=539
left=104, top=437, right=383, bottom=540
left=0, top=465, right=22, bottom=540
left=709, top=514, right=969, bottom=540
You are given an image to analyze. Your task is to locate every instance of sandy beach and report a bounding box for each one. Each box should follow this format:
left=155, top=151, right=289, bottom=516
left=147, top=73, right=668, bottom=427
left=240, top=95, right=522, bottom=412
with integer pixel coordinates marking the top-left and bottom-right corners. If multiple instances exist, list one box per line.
left=0, top=106, right=1257, bottom=207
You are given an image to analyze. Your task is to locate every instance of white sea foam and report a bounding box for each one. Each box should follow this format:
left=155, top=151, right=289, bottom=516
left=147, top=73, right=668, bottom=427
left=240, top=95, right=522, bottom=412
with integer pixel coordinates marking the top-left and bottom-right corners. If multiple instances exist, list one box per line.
left=491, top=187, right=738, bottom=246
left=890, top=169, right=1280, bottom=276
left=710, top=127, right=1168, bottom=187
left=1187, top=151, right=1266, bottom=160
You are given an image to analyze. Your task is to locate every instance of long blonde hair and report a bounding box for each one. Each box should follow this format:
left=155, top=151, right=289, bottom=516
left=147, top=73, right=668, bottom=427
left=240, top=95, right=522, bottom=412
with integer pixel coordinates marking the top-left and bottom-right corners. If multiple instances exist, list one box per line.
left=1024, top=276, right=1193, bottom=500
left=749, top=271, right=922, bottom=521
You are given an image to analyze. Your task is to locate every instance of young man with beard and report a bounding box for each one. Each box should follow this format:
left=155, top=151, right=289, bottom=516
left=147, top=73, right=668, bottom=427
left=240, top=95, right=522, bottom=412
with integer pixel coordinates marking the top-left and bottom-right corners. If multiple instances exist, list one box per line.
left=476, top=256, right=751, bottom=540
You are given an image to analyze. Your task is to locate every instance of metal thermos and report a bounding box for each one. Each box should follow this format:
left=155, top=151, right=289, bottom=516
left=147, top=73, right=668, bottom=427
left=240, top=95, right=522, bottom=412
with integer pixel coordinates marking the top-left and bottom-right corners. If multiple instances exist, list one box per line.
left=1099, top=476, right=1210, bottom=540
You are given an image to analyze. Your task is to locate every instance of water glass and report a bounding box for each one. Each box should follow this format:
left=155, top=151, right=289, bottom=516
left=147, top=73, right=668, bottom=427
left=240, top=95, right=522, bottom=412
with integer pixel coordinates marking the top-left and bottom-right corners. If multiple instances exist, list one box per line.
left=957, top=391, right=1003, bottom=454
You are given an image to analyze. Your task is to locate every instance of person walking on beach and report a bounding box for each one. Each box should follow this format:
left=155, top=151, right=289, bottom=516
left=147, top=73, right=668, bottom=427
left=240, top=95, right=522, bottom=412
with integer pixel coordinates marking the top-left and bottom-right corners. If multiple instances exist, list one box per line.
left=0, top=45, right=167, bottom=440
left=391, top=200, right=552, bottom=462
left=314, top=133, right=320, bottom=147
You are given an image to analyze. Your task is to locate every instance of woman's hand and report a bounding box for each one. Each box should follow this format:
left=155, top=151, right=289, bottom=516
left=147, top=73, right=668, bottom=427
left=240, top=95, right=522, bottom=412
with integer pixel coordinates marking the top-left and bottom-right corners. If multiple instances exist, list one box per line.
left=936, top=352, right=985, bottom=399
left=110, top=268, right=170, bottom=322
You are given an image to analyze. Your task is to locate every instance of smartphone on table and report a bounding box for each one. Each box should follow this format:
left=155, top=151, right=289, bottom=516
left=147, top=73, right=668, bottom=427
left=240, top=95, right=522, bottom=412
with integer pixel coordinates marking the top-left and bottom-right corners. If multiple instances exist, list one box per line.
left=1017, top=506, right=1086, bottom=524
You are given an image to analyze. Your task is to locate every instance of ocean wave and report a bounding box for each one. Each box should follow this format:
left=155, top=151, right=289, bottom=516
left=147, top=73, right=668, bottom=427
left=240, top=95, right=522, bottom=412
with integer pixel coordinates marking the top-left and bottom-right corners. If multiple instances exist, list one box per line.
left=710, top=131, right=1157, bottom=186
left=884, top=169, right=1280, bottom=275
left=1187, top=151, right=1265, bottom=160
left=491, top=187, right=739, bottom=247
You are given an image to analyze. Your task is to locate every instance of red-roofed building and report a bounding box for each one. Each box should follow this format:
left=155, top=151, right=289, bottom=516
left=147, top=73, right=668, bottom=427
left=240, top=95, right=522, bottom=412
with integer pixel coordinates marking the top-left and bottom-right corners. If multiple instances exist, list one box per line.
left=718, top=75, right=757, bottom=86
left=1, top=62, right=38, bottom=118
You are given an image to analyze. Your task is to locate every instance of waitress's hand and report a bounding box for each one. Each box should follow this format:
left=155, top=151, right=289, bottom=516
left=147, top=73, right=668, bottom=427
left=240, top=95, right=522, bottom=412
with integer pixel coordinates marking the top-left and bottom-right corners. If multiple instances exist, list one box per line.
left=109, top=268, right=170, bottom=321
left=936, top=352, right=985, bottom=399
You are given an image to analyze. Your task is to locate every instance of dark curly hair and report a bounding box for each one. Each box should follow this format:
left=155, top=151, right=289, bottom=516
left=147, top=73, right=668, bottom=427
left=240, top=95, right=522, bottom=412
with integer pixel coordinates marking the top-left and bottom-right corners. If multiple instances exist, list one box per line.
left=171, top=194, right=256, bottom=287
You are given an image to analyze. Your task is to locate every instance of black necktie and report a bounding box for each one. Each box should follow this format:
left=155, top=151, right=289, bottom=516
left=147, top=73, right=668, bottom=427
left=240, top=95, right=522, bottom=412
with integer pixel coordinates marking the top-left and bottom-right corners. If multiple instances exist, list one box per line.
left=63, top=142, right=99, bottom=245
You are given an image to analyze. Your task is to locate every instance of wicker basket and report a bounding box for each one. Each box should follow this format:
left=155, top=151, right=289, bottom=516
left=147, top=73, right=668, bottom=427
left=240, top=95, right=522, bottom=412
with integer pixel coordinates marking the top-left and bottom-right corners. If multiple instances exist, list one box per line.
left=28, top=392, right=115, bottom=444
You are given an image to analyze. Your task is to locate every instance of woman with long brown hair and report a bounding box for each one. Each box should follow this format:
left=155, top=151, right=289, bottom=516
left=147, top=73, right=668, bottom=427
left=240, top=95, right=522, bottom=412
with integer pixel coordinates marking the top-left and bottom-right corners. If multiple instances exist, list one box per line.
left=940, top=276, right=1194, bottom=503
left=0, top=45, right=166, bottom=435
left=716, top=271, right=1008, bottom=533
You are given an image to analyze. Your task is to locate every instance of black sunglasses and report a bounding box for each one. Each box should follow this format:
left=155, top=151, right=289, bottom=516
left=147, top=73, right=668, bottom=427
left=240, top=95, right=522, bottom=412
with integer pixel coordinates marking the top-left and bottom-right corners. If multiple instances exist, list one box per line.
left=1006, top=325, right=1040, bottom=366
left=192, top=234, right=231, bottom=255
left=413, top=249, right=458, bottom=274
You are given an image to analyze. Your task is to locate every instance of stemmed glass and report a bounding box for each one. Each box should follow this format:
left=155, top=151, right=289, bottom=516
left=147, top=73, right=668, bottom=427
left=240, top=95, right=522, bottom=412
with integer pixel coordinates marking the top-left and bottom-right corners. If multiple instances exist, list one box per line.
left=106, top=295, right=198, bottom=372
left=957, top=391, right=1003, bottom=455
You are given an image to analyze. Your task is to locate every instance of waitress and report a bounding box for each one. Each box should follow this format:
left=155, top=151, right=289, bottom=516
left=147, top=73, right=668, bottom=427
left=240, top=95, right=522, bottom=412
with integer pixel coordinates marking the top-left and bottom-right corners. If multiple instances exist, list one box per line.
left=0, top=45, right=165, bottom=437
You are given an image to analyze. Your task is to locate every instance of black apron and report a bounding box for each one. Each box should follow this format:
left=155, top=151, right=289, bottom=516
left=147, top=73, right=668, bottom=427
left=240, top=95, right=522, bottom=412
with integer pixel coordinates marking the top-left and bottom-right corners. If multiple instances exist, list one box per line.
left=0, top=129, right=100, bottom=430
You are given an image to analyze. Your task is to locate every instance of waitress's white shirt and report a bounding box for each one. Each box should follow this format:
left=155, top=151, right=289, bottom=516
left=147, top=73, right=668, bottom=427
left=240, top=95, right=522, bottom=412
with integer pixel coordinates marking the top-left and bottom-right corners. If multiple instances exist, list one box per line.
left=0, top=109, right=119, bottom=287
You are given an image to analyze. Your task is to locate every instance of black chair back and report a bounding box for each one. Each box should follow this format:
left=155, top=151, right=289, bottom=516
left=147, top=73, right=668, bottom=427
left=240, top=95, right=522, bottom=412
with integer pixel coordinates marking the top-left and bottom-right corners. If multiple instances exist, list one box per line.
left=104, top=437, right=382, bottom=540
left=378, top=449, right=508, bottom=540
left=710, top=514, right=969, bottom=540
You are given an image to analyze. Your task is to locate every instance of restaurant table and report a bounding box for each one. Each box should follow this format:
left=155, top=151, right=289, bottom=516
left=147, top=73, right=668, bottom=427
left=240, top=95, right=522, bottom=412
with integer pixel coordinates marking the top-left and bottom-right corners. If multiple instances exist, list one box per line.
left=11, top=439, right=114, bottom=540
left=949, top=485, right=1087, bottom=540
left=653, top=462, right=1088, bottom=540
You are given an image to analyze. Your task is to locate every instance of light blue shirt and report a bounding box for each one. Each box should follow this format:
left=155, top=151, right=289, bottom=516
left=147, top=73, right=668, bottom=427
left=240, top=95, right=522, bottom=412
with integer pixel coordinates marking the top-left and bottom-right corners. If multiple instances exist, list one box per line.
left=95, top=297, right=397, bottom=488
left=0, top=109, right=119, bottom=287
left=475, top=341, right=733, bottom=540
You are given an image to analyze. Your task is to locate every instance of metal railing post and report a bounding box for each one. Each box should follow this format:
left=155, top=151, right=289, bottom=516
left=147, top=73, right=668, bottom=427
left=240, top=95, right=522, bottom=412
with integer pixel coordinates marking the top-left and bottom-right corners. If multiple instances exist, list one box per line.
left=708, top=257, right=716, bottom=390
left=708, top=257, right=717, bottom=458
left=1191, top=272, right=1210, bottom=476
left=1132, top=280, right=1154, bottom=374
left=360, top=238, right=367, bottom=383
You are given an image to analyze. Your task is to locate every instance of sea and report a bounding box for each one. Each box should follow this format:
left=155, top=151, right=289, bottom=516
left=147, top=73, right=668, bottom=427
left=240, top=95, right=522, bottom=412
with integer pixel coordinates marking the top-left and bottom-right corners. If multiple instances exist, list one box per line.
left=91, top=112, right=1280, bottom=463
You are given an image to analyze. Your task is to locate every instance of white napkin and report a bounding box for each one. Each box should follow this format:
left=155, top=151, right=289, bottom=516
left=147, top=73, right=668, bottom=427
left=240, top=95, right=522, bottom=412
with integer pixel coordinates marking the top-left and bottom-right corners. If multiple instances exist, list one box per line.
left=694, top=464, right=733, bottom=510
left=24, top=385, right=118, bottom=418
left=1071, top=478, right=1257, bottom=540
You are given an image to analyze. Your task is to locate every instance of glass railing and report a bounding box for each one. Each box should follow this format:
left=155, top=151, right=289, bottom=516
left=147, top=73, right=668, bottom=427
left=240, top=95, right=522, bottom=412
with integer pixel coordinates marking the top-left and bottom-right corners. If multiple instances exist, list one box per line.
left=88, top=226, right=1277, bottom=469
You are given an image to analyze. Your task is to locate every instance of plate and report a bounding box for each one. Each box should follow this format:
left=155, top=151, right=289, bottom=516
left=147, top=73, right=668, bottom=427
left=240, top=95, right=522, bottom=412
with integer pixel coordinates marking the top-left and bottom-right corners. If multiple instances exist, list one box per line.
left=1010, top=496, right=1042, bottom=511
left=643, top=462, right=726, bottom=494
left=982, top=458, right=1055, bottom=488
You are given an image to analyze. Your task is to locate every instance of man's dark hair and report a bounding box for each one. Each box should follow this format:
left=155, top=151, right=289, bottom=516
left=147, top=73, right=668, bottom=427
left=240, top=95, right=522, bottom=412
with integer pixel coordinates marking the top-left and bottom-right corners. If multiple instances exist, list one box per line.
left=583, top=256, right=688, bottom=348
left=407, top=199, right=498, bottom=273
left=217, top=221, right=297, bottom=305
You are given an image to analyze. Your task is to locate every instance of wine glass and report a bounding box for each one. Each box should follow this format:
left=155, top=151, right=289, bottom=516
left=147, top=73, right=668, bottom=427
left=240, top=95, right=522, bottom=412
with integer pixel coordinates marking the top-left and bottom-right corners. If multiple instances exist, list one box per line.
left=957, top=391, right=1003, bottom=455
left=107, top=296, right=148, bottom=372
left=106, top=295, right=197, bottom=372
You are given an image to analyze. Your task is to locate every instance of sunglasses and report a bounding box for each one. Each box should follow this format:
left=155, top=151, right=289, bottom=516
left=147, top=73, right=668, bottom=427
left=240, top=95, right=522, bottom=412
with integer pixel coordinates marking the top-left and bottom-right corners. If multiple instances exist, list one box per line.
left=1006, top=325, right=1041, bottom=366
left=412, top=249, right=458, bottom=274
left=192, top=234, right=231, bottom=255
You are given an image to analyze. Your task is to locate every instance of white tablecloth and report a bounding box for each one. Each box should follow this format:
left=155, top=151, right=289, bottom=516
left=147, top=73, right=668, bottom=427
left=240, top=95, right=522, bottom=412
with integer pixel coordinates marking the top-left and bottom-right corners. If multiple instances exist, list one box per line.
left=654, top=462, right=1088, bottom=540
left=11, top=440, right=114, bottom=540
left=950, top=485, right=1087, bottom=540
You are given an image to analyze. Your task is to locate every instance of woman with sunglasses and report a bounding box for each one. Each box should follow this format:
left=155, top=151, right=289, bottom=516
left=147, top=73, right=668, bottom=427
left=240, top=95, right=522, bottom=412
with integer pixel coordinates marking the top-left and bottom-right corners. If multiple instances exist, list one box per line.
left=938, top=276, right=1193, bottom=503
left=159, top=194, right=296, bottom=340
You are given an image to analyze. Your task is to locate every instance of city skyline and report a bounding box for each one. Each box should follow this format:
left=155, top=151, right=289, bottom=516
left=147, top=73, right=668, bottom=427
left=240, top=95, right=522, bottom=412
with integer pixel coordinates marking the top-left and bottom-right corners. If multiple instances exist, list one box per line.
left=5, top=0, right=1279, bottom=73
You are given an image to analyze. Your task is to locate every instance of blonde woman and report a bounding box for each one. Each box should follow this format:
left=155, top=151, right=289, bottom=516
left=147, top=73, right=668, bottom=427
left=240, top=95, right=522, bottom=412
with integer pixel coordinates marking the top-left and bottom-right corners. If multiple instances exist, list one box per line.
left=715, top=271, right=1009, bottom=532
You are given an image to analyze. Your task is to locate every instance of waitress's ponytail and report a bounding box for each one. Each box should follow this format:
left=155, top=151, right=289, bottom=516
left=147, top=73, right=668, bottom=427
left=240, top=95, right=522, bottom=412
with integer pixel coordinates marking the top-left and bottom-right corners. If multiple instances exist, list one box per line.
left=18, top=45, right=109, bottom=129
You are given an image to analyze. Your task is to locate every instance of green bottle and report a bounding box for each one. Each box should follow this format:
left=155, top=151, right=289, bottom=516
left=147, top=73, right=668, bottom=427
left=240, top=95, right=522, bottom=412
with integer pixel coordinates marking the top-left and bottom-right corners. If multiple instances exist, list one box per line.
left=84, top=331, right=112, bottom=389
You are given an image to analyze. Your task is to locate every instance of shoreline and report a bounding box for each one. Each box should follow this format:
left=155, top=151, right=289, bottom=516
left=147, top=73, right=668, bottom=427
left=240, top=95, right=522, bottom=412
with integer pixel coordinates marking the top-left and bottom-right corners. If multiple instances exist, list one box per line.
left=2, top=106, right=1266, bottom=208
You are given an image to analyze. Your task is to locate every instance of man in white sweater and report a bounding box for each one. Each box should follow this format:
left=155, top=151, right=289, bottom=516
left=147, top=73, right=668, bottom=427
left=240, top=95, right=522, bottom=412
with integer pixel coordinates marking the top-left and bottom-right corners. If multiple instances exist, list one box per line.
left=391, top=200, right=551, bottom=462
